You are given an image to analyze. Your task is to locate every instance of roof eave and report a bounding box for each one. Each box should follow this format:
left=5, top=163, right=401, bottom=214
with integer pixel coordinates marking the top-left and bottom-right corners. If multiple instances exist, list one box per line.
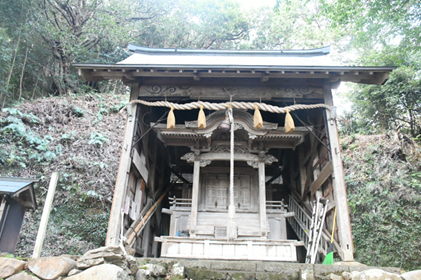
left=74, top=64, right=395, bottom=85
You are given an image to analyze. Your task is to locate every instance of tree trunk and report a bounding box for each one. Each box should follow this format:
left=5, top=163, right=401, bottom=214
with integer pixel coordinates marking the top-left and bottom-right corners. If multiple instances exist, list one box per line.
left=1, top=34, right=21, bottom=108
left=19, top=45, right=29, bottom=101
left=31, top=78, right=39, bottom=99
left=50, top=42, right=79, bottom=96
left=112, top=80, right=118, bottom=95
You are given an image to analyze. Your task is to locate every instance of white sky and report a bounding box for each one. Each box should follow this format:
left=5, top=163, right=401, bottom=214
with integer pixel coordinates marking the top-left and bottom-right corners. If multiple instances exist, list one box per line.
left=237, top=0, right=277, bottom=10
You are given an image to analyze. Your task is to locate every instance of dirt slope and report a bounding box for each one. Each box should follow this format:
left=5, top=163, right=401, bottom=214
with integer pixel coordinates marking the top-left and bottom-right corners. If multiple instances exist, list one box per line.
left=0, top=93, right=127, bottom=256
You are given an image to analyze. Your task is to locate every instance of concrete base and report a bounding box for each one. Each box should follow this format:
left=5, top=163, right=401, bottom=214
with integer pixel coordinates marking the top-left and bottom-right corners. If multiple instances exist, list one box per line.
left=155, top=236, right=302, bottom=261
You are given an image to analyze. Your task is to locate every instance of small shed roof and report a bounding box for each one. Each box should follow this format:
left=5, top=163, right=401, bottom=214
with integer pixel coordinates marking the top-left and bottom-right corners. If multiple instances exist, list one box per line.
left=0, top=177, right=38, bottom=210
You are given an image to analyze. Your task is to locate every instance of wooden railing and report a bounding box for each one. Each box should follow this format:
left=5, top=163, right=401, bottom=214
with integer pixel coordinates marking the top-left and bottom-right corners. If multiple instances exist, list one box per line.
left=169, top=196, right=192, bottom=209
left=287, top=195, right=311, bottom=249
left=266, top=200, right=287, bottom=210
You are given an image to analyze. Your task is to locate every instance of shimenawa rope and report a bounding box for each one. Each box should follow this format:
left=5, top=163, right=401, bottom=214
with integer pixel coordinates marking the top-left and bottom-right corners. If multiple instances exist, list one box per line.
left=128, top=99, right=331, bottom=113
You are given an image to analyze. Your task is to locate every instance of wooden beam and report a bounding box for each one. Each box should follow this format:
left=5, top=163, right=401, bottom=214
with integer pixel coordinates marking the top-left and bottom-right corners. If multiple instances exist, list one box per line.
left=309, top=161, right=333, bottom=196
left=189, top=158, right=200, bottom=237
left=33, top=172, right=59, bottom=258
left=302, top=133, right=321, bottom=197
left=258, top=161, right=267, bottom=237
left=324, top=85, right=354, bottom=261
left=297, top=145, right=307, bottom=199
left=138, top=85, right=324, bottom=100
left=200, top=152, right=259, bottom=162
left=106, top=87, right=139, bottom=246
left=167, top=165, right=191, bottom=184
left=125, top=182, right=173, bottom=246
left=265, top=170, right=282, bottom=186
left=0, top=196, right=6, bottom=223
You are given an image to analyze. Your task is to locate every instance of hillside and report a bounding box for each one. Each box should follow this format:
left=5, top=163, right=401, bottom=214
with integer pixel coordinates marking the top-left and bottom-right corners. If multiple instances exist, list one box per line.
left=341, top=134, right=421, bottom=270
left=1, top=95, right=420, bottom=270
left=0, top=93, right=127, bottom=256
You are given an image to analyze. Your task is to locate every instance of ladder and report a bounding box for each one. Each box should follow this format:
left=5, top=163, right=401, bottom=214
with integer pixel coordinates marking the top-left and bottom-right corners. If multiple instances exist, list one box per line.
left=305, top=197, right=329, bottom=264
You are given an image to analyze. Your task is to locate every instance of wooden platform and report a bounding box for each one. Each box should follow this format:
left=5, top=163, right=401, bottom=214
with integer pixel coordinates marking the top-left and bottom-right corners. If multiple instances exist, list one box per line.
left=155, top=236, right=303, bottom=261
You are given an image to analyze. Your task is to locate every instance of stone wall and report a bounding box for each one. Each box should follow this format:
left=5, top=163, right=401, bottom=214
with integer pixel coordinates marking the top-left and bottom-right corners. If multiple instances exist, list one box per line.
left=0, top=246, right=420, bottom=280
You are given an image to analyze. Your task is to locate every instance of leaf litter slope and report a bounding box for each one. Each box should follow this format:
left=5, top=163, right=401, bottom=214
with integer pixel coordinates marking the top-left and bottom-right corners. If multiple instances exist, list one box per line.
left=0, top=93, right=127, bottom=257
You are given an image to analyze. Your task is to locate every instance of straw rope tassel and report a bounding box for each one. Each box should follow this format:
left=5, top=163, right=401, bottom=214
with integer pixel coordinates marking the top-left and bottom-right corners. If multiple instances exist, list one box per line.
left=198, top=104, right=206, bottom=129
left=254, top=104, right=263, bottom=129
left=167, top=106, right=175, bottom=129
left=284, top=109, right=295, bottom=133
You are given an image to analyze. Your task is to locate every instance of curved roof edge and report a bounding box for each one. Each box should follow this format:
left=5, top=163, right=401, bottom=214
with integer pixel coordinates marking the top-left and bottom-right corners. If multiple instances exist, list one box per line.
left=128, top=44, right=331, bottom=57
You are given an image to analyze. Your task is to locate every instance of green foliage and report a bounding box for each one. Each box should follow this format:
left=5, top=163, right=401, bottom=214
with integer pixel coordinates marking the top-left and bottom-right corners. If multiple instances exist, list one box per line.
left=342, top=135, right=421, bottom=270
left=108, top=102, right=126, bottom=113
left=61, top=131, right=78, bottom=143
left=51, top=203, right=110, bottom=251
left=88, top=132, right=109, bottom=147
left=320, top=0, right=421, bottom=62
left=71, top=106, right=85, bottom=117
left=346, top=66, right=421, bottom=137
left=0, top=108, right=57, bottom=166
left=136, top=0, right=250, bottom=49
left=252, top=0, right=332, bottom=50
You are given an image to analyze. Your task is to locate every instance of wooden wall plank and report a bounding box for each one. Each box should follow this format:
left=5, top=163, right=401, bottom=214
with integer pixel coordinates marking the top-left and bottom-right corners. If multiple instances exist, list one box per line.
left=133, top=149, right=149, bottom=184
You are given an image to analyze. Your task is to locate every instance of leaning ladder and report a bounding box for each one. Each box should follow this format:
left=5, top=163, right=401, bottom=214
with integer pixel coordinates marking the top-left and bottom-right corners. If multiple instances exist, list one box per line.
left=305, top=197, right=329, bottom=264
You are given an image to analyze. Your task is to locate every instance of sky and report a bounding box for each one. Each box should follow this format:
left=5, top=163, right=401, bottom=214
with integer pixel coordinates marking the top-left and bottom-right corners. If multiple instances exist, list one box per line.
left=239, top=0, right=277, bottom=10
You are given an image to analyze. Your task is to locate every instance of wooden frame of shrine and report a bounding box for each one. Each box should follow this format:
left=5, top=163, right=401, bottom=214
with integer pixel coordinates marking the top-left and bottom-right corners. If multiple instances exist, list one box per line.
left=74, top=45, right=394, bottom=262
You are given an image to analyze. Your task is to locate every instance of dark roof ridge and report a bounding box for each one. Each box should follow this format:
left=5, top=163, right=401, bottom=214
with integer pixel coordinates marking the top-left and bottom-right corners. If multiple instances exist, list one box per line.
left=128, top=44, right=331, bottom=57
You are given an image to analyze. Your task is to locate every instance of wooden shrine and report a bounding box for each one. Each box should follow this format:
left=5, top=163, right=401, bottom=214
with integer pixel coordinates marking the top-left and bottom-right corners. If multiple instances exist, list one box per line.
left=74, top=45, right=393, bottom=262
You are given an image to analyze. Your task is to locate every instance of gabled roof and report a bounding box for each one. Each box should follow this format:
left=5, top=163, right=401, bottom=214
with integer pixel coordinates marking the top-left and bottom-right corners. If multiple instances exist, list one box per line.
left=128, top=44, right=332, bottom=56
left=74, top=45, right=395, bottom=85
left=121, top=44, right=336, bottom=67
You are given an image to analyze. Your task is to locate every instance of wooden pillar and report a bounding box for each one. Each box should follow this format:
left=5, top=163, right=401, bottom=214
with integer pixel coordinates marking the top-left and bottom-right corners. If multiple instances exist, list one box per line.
left=258, top=161, right=267, bottom=238
left=189, top=155, right=200, bottom=237
left=106, top=87, right=139, bottom=246
left=323, top=85, right=354, bottom=261
left=297, top=145, right=307, bottom=198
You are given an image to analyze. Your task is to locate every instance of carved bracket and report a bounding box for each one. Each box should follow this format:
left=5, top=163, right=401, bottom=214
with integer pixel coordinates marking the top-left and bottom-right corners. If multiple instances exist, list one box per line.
left=247, top=154, right=278, bottom=168
left=247, top=161, right=259, bottom=169
left=181, top=152, right=194, bottom=163
left=261, top=154, right=278, bottom=165
left=181, top=152, right=212, bottom=167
